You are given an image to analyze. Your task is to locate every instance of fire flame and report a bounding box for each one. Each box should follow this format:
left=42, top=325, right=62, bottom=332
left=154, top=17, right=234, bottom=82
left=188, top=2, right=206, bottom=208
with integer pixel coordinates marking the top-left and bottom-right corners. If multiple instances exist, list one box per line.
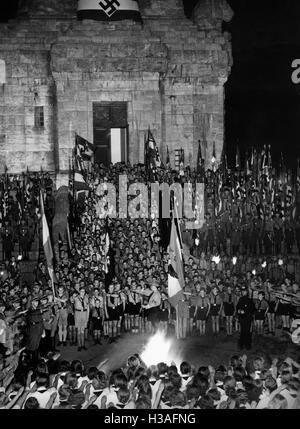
left=140, top=330, right=182, bottom=367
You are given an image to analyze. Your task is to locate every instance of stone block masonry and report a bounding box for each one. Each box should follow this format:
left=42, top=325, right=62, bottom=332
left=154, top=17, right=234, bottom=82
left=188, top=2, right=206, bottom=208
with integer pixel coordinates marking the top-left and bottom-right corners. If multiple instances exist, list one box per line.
left=0, top=0, right=233, bottom=175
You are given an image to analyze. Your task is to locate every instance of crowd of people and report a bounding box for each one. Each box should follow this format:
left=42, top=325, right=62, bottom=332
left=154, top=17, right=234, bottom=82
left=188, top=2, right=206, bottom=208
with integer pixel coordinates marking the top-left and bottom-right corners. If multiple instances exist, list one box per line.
left=0, top=158, right=300, bottom=410
left=0, top=171, right=55, bottom=260
left=0, top=350, right=300, bottom=409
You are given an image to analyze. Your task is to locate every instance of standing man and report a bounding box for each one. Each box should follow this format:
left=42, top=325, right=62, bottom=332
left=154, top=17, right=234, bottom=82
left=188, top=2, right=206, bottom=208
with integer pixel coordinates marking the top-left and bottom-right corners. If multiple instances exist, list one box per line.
left=142, top=283, right=161, bottom=333
left=74, top=287, right=89, bottom=351
left=236, top=285, right=255, bottom=350
left=26, top=298, right=44, bottom=363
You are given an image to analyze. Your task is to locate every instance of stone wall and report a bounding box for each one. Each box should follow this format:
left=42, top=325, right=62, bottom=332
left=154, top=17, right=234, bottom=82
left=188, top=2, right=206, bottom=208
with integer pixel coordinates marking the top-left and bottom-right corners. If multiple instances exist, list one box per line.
left=0, top=0, right=233, bottom=174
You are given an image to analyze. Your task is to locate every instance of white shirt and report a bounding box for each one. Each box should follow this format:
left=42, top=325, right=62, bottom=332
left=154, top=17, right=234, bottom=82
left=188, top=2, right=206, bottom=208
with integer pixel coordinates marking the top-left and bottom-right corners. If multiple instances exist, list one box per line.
left=149, top=379, right=162, bottom=406
left=180, top=375, right=193, bottom=392
left=94, top=387, right=118, bottom=408
left=25, top=387, right=57, bottom=409
left=256, top=391, right=271, bottom=409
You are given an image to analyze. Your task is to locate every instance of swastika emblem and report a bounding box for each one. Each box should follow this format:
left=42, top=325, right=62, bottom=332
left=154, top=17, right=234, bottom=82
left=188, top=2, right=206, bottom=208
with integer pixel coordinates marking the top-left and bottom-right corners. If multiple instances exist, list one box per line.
left=99, top=0, right=121, bottom=17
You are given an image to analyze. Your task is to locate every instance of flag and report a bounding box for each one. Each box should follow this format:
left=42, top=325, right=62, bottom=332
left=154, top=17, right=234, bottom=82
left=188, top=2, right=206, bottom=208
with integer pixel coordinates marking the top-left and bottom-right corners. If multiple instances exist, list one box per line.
left=211, top=141, right=216, bottom=172
left=267, top=144, right=272, bottom=170
left=147, top=128, right=162, bottom=168
left=74, top=156, right=90, bottom=198
left=75, top=134, right=94, bottom=161
left=166, top=146, right=170, bottom=169
left=197, top=140, right=205, bottom=179
left=167, top=218, right=185, bottom=307
left=145, top=128, right=161, bottom=180
left=103, top=230, right=110, bottom=274
left=77, top=0, right=142, bottom=22
left=245, top=150, right=251, bottom=176
left=74, top=171, right=89, bottom=195
left=179, top=148, right=184, bottom=176
left=261, top=145, right=267, bottom=170
left=40, top=191, right=54, bottom=285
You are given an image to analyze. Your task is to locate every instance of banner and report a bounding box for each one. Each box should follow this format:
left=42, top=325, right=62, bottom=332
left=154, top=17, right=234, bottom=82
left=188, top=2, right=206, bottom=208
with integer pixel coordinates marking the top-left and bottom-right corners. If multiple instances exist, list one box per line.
left=77, top=0, right=142, bottom=22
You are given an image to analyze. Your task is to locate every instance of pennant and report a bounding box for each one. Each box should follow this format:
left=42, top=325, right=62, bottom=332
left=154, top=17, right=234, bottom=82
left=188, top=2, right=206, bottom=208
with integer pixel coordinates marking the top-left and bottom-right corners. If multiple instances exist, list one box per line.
left=77, top=0, right=142, bottom=22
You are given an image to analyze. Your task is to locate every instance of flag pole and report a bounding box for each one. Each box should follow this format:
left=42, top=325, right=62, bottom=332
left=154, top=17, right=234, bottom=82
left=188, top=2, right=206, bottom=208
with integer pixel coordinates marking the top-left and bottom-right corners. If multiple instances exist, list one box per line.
left=173, top=200, right=182, bottom=341
left=175, top=303, right=179, bottom=340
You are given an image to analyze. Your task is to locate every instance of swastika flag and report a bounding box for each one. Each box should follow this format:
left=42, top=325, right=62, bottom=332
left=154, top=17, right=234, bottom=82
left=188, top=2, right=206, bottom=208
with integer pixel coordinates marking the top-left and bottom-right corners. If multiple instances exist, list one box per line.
left=77, top=0, right=142, bottom=21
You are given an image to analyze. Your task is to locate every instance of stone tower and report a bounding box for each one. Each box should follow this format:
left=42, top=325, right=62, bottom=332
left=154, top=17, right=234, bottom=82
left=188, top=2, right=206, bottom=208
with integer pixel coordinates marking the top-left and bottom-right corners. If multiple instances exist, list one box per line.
left=0, top=0, right=233, bottom=176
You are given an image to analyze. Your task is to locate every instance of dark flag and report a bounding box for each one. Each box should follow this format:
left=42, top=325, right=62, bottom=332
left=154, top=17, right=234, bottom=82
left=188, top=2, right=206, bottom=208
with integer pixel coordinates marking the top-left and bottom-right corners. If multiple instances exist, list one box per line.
left=147, top=128, right=162, bottom=168
left=146, top=128, right=162, bottom=180
left=179, top=148, right=184, bottom=176
left=166, top=146, right=170, bottom=169
left=75, top=134, right=94, bottom=162
left=77, top=0, right=142, bottom=22
left=74, top=156, right=90, bottom=197
left=267, top=144, right=272, bottom=170
left=197, top=140, right=205, bottom=179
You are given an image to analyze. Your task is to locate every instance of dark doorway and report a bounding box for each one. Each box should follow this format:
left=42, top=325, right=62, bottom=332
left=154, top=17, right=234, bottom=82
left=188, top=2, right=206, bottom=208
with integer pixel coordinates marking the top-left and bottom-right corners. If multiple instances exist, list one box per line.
left=93, top=102, right=128, bottom=166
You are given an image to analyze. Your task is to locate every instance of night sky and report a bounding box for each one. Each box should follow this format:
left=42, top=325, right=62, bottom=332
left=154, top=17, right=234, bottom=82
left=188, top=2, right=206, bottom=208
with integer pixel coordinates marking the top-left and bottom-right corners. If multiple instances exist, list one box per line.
left=0, top=0, right=300, bottom=170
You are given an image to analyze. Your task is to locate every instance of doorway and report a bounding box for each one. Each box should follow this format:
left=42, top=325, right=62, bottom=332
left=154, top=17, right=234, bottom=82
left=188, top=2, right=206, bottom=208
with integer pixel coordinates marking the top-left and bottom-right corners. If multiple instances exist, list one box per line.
left=93, top=102, right=128, bottom=166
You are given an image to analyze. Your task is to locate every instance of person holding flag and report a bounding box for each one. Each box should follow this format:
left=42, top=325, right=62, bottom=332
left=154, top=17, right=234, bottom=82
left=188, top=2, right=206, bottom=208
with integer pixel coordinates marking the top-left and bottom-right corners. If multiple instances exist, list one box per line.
left=167, top=202, right=186, bottom=339
left=197, top=140, right=205, bottom=181
left=166, top=146, right=171, bottom=170
left=144, top=127, right=162, bottom=181
left=141, top=282, right=162, bottom=334
left=75, top=134, right=94, bottom=163
left=40, top=191, right=55, bottom=297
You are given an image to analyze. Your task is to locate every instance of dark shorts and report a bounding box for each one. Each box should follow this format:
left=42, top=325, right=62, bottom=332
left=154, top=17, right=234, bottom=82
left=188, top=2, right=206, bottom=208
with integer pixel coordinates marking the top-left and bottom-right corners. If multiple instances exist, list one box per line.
left=196, top=307, right=208, bottom=321
left=116, top=304, right=123, bottom=319
left=277, top=303, right=291, bottom=316
left=147, top=307, right=160, bottom=325
left=224, top=303, right=235, bottom=316
left=67, top=313, right=75, bottom=326
left=160, top=309, right=169, bottom=322
left=107, top=307, right=118, bottom=321
left=255, top=310, right=265, bottom=321
left=130, top=303, right=141, bottom=316
left=210, top=304, right=221, bottom=316
left=267, top=301, right=276, bottom=314
left=92, top=316, right=103, bottom=331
